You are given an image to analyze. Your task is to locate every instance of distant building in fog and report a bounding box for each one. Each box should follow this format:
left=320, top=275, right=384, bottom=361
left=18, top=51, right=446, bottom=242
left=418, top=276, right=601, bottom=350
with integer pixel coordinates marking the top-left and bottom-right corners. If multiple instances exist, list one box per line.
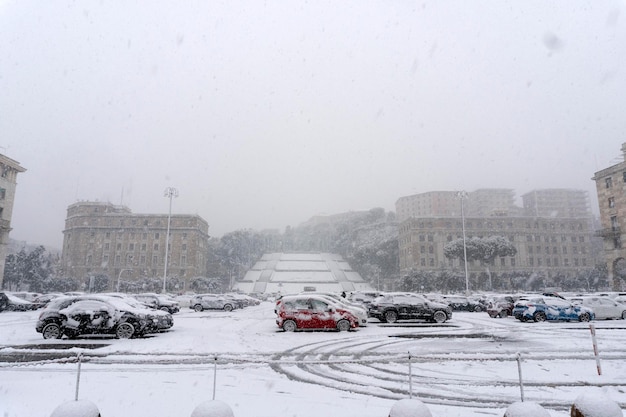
left=592, top=143, right=626, bottom=290
left=60, top=201, right=209, bottom=291
left=395, top=189, right=520, bottom=223
left=397, top=188, right=599, bottom=290
left=0, top=154, right=26, bottom=288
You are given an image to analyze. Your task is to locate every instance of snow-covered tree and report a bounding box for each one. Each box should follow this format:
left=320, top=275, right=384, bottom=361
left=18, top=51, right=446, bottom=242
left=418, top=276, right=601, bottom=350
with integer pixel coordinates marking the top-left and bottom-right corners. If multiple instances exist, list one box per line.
left=444, top=236, right=517, bottom=290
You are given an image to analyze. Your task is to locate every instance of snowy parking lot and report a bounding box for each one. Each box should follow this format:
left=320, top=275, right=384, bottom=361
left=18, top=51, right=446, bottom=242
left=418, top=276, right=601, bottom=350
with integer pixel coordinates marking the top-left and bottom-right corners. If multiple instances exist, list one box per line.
left=1, top=302, right=625, bottom=417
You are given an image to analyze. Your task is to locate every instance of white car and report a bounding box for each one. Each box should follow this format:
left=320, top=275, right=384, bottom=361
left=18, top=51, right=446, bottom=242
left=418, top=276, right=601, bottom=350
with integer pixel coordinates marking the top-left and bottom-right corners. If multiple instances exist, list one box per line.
left=570, top=296, right=626, bottom=320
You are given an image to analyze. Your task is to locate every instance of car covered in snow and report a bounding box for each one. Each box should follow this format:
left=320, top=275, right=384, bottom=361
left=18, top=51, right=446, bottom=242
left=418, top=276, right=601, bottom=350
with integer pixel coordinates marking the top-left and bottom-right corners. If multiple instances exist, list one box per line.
left=0, top=291, right=39, bottom=311
left=275, top=294, right=359, bottom=332
left=132, top=293, right=180, bottom=314
left=367, top=293, right=452, bottom=323
left=442, top=295, right=484, bottom=312
left=512, top=296, right=594, bottom=323
left=569, top=296, right=626, bottom=320
left=486, top=295, right=515, bottom=318
left=35, top=295, right=157, bottom=339
left=190, top=294, right=237, bottom=312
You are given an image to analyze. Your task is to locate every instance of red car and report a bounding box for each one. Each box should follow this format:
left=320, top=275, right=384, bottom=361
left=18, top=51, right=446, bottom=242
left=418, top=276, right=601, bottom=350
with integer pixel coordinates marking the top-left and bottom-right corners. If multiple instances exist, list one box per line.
left=275, top=294, right=359, bottom=332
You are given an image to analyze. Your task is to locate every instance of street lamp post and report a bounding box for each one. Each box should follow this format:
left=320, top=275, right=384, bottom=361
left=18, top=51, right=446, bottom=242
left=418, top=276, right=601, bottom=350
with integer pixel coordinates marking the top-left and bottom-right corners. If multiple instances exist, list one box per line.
left=163, top=187, right=178, bottom=293
left=457, top=191, right=470, bottom=294
left=117, top=268, right=132, bottom=292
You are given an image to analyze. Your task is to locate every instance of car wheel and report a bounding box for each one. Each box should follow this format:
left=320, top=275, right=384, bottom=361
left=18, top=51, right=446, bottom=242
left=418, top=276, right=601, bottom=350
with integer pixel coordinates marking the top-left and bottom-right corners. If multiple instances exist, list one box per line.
left=336, top=319, right=351, bottom=332
left=473, top=305, right=483, bottom=312
left=223, top=304, right=233, bottom=312
left=433, top=310, right=447, bottom=323
left=498, top=310, right=508, bottom=318
left=160, top=306, right=169, bottom=312
left=579, top=312, right=591, bottom=322
left=42, top=322, right=62, bottom=339
left=116, top=322, right=135, bottom=339
left=533, top=311, right=547, bottom=322
left=193, top=304, right=203, bottom=312
left=384, top=310, right=398, bottom=323
left=282, top=319, right=297, bottom=332
left=622, top=310, right=626, bottom=320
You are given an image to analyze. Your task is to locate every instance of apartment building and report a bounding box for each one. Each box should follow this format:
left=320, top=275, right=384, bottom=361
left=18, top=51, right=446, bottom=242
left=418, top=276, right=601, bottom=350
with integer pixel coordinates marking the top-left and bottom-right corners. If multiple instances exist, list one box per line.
left=592, top=143, right=626, bottom=290
left=60, top=201, right=209, bottom=291
left=397, top=189, right=598, bottom=290
left=0, top=154, right=26, bottom=287
left=395, top=189, right=520, bottom=223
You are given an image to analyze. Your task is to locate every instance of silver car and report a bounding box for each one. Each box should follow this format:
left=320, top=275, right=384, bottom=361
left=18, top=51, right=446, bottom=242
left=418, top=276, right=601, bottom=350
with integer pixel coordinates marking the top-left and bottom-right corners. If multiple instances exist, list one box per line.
left=190, top=294, right=236, bottom=312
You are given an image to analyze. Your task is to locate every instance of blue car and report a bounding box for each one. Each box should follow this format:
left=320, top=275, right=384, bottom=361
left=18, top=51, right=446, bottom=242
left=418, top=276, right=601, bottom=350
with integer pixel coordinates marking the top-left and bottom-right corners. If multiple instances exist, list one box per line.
left=513, top=296, right=594, bottom=322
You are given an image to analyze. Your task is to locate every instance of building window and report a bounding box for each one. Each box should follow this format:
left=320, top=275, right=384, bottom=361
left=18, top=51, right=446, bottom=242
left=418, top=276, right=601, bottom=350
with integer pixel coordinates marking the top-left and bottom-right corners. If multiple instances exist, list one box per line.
left=429, top=258, right=434, bottom=267
left=623, top=171, right=626, bottom=182
left=0, top=188, right=5, bottom=200
left=420, top=258, right=426, bottom=266
left=154, top=243, right=159, bottom=251
left=140, top=255, right=146, bottom=265
left=500, top=258, right=506, bottom=266
left=155, top=233, right=160, bottom=239
left=141, top=243, right=146, bottom=251
left=180, top=255, right=187, bottom=267
left=143, top=233, right=147, bottom=240
left=129, top=243, right=135, bottom=251
left=116, top=243, right=122, bottom=251
left=182, top=243, right=187, bottom=251
left=510, top=258, right=515, bottom=267
left=611, top=216, right=619, bottom=230
left=105, top=232, right=111, bottom=239
left=609, top=197, right=615, bottom=208
left=606, top=177, right=613, bottom=188
left=86, top=255, right=92, bottom=265
left=152, top=255, right=158, bottom=266
left=115, top=255, right=121, bottom=266
left=103, top=255, right=109, bottom=265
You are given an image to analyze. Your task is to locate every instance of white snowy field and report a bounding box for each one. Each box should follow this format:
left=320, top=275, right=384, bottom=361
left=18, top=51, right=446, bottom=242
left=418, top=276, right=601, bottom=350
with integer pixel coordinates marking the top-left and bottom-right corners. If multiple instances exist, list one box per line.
left=1, top=302, right=625, bottom=417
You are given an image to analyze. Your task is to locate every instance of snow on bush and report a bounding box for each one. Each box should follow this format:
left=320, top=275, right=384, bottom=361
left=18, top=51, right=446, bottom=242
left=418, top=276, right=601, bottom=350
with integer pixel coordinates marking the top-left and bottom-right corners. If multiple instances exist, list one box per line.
left=191, top=400, right=235, bottom=417
left=503, top=401, right=550, bottom=417
left=388, top=398, right=432, bottom=417
left=50, top=400, right=100, bottom=417
left=571, top=391, right=623, bottom=417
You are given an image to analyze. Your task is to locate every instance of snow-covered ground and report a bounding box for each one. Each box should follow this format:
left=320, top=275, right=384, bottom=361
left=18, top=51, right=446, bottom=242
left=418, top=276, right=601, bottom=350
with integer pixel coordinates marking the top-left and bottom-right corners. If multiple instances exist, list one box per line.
left=1, top=302, right=625, bottom=417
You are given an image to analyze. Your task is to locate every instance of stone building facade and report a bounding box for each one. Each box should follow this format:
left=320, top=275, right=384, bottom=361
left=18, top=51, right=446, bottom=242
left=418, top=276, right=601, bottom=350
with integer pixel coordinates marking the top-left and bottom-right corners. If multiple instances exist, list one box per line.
left=60, top=201, right=209, bottom=291
left=397, top=189, right=599, bottom=291
left=592, top=143, right=626, bottom=290
left=0, top=154, right=26, bottom=288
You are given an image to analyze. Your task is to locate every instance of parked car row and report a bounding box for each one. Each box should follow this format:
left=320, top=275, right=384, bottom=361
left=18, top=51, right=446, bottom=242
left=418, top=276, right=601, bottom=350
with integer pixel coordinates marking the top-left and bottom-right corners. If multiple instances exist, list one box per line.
left=482, top=291, right=626, bottom=323
left=35, top=294, right=174, bottom=339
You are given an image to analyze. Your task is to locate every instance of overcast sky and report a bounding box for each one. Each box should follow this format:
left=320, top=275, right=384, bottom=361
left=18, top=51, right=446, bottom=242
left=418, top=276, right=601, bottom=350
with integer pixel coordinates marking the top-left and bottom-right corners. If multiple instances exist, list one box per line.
left=1, top=1, right=625, bottom=249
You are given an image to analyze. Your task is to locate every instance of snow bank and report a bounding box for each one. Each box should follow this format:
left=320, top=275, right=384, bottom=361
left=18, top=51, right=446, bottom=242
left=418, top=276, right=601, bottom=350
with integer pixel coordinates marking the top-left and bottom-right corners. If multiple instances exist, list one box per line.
left=50, top=400, right=100, bottom=417
left=503, top=401, right=550, bottom=417
left=571, top=391, right=622, bottom=417
left=191, top=400, right=235, bottom=417
left=388, top=399, right=432, bottom=417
